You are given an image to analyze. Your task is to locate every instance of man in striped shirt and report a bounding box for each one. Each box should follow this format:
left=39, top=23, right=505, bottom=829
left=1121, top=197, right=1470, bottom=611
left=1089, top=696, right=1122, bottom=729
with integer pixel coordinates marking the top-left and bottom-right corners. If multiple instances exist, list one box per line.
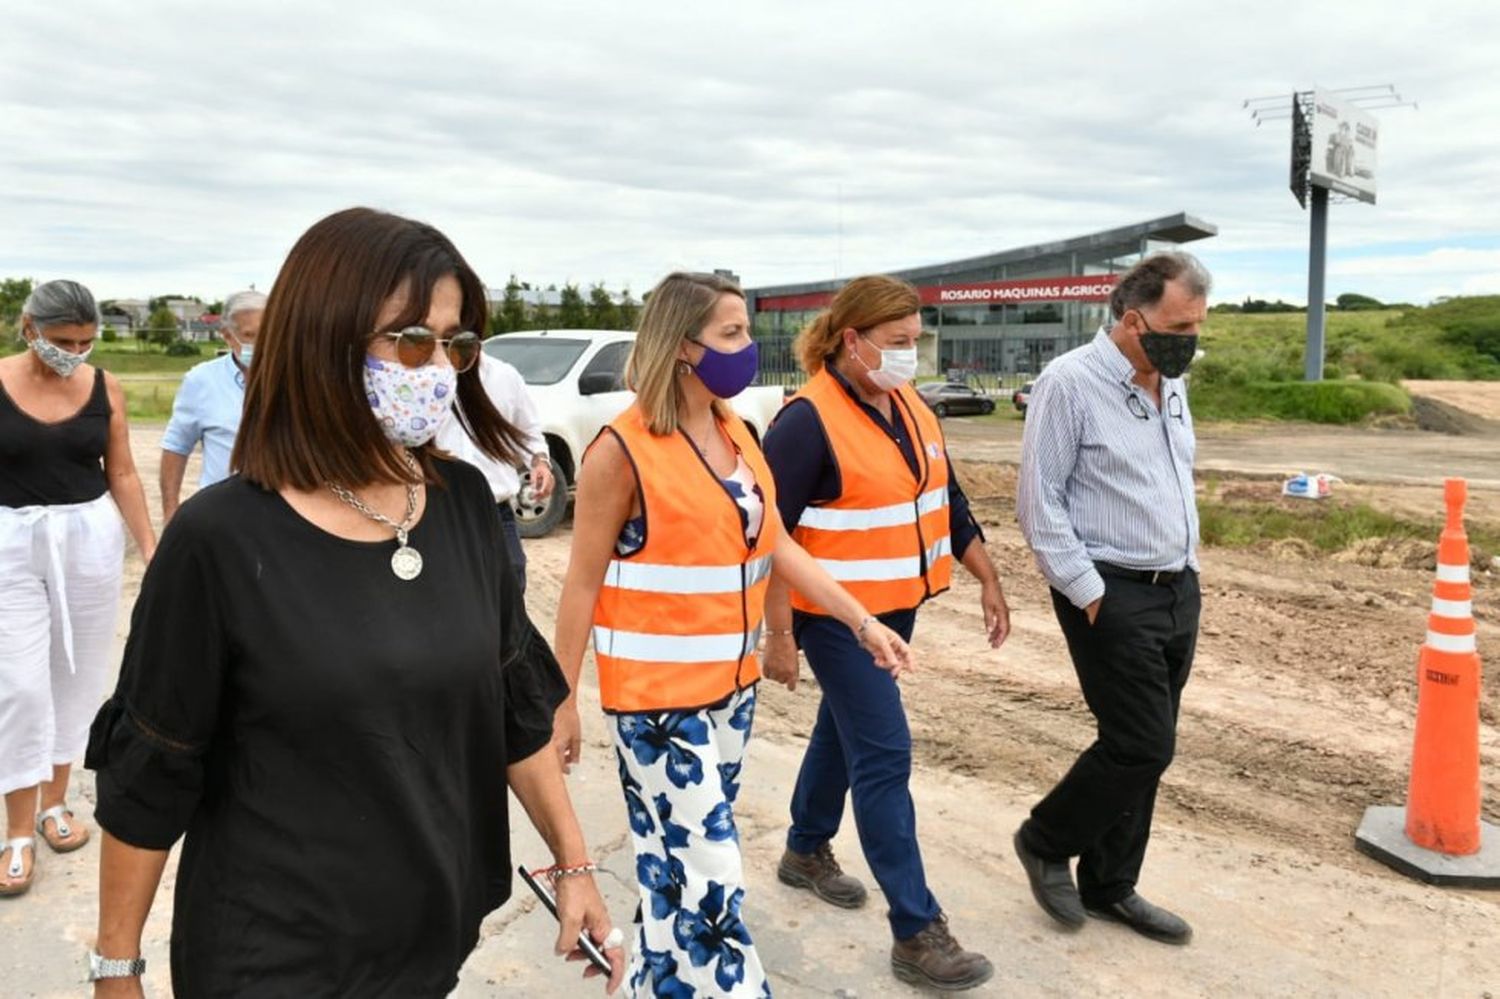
left=1013, top=251, right=1210, bottom=946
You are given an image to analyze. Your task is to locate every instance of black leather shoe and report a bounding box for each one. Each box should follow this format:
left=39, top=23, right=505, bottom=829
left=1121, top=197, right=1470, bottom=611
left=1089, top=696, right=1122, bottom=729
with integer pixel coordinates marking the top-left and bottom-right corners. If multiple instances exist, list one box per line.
left=1086, top=892, right=1193, bottom=945
left=1012, top=827, right=1085, bottom=929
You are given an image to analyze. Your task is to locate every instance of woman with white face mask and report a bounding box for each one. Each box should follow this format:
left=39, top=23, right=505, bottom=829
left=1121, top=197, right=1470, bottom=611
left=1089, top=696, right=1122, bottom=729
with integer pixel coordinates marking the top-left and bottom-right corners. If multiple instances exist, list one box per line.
left=0, top=279, right=155, bottom=899
left=758, top=275, right=1011, bottom=992
left=84, top=208, right=626, bottom=997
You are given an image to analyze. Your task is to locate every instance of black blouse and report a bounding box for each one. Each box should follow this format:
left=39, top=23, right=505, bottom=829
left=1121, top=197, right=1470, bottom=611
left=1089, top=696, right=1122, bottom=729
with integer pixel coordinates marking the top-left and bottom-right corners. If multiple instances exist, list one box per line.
left=85, top=457, right=568, bottom=998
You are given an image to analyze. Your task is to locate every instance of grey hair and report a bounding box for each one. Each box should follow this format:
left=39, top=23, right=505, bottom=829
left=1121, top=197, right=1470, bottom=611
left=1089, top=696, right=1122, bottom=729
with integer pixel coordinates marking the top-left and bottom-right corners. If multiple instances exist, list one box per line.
left=21, top=279, right=99, bottom=332
left=1108, top=251, right=1212, bottom=320
left=222, top=289, right=268, bottom=330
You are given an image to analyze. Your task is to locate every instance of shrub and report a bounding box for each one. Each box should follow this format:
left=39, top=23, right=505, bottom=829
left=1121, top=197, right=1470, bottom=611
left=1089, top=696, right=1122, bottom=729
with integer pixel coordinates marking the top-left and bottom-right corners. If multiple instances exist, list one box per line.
left=164, top=340, right=201, bottom=357
left=1191, top=379, right=1410, bottom=424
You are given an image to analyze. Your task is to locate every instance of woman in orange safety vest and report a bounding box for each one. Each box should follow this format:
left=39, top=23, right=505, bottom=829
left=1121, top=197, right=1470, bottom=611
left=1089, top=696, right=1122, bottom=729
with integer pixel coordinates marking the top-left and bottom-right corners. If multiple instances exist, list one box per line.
left=760, top=275, right=1011, bottom=992
left=552, top=271, right=911, bottom=998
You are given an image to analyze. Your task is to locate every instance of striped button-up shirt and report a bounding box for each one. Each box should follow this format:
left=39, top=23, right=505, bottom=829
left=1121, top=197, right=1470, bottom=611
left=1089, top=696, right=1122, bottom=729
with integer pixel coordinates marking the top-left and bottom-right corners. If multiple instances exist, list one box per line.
left=1017, top=327, right=1199, bottom=609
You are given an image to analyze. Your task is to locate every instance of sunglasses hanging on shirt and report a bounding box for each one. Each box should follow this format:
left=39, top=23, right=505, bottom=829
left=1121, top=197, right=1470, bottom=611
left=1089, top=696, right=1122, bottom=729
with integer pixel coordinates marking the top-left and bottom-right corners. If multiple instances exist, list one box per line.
left=1125, top=391, right=1186, bottom=423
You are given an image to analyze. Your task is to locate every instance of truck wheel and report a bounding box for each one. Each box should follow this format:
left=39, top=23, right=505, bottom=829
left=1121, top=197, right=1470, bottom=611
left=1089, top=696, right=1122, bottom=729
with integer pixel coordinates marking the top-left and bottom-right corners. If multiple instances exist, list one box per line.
left=513, top=457, right=569, bottom=539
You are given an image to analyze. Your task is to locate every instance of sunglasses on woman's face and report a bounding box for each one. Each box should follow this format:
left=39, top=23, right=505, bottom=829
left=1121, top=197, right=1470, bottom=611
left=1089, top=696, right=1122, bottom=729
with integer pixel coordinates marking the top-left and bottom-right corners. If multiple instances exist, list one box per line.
left=375, top=326, right=482, bottom=372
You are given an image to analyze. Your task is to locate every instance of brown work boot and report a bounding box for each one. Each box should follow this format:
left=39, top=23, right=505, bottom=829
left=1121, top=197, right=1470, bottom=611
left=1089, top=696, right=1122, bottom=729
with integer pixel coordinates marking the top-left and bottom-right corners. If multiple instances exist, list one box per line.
left=776, top=843, right=868, bottom=908
left=891, top=913, right=994, bottom=992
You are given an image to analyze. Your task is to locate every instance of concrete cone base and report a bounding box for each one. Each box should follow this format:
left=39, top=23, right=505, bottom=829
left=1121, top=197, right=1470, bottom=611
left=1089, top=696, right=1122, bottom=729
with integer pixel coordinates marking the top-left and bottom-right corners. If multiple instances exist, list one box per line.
left=1355, top=806, right=1500, bottom=888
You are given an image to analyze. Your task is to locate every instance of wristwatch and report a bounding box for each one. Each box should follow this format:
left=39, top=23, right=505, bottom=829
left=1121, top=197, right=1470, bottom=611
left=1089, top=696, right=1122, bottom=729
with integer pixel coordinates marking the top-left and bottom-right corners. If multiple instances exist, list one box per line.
left=88, top=950, right=146, bottom=981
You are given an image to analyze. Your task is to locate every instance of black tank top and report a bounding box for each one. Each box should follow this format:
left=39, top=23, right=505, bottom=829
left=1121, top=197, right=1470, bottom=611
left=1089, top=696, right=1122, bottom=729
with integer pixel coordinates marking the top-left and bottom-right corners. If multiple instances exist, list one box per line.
left=0, top=368, right=112, bottom=507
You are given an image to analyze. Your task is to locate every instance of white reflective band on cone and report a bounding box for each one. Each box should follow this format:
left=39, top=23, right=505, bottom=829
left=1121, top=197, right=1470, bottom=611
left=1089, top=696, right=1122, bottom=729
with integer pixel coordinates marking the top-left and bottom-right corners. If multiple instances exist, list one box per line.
left=1425, top=630, right=1477, bottom=654
left=1429, top=597, right=1473, bottom=619
left=1435, top=563, right=1471, bottom=583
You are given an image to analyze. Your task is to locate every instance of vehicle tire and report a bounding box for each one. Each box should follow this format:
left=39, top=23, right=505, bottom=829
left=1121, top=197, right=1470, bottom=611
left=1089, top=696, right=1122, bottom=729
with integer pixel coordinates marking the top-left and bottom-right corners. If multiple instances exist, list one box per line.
left=513, top=457, right=569, bottom=539
left=983, top=400, right=995, bottom=414
left=933, top=402, right=949, bottom=418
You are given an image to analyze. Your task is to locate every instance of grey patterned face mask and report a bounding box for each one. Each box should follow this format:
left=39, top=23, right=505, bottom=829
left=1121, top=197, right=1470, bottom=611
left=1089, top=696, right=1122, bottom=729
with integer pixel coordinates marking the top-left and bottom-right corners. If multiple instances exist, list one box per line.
left=28, top=330, right=93, bottom=378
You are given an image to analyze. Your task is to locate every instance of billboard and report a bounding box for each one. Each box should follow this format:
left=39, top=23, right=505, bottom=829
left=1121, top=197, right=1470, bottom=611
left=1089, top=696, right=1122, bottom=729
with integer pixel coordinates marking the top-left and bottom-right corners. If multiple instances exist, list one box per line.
left=1309, top=89, right=1379, bottom=204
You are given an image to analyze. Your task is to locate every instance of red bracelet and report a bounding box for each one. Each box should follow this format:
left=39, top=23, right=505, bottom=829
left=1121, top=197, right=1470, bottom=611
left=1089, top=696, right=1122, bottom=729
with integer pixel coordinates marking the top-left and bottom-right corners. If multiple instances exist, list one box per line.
left=536, top=861, right=597, bottom=881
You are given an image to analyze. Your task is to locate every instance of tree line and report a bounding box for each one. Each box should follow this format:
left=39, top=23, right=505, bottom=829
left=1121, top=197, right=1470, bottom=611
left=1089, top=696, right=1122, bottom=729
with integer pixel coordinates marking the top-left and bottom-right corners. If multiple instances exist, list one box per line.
left=1, top=275, right=643, bottom=344
left=487, top=276, right=640, bottom=335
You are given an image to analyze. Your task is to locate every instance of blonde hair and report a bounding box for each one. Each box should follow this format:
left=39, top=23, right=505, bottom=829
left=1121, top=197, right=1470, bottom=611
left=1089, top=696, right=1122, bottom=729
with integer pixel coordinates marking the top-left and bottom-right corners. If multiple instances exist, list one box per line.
left=794, top=274, right=921, bottom=375
left=627, top=271, right=744, bottom=435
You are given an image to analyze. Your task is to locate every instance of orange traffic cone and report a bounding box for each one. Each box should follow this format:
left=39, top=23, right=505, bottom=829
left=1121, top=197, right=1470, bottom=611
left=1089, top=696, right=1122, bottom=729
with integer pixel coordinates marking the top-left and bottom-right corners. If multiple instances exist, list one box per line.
left=1355, top=478, right=1500, bottom=886
left=1405, top=478, right=1482, bottom=854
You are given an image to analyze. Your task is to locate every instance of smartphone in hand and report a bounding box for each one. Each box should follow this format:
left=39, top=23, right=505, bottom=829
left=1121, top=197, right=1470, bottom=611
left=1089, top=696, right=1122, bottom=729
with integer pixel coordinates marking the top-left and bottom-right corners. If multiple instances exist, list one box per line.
left=518, top=865, right=613, bottom=975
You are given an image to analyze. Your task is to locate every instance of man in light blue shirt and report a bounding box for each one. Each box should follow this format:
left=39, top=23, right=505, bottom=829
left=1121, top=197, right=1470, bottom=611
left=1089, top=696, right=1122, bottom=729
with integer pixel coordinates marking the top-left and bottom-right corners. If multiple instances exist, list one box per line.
left=1013, top=252, right=1209, bottom=948
left=160, top=290, right=265, bottom=522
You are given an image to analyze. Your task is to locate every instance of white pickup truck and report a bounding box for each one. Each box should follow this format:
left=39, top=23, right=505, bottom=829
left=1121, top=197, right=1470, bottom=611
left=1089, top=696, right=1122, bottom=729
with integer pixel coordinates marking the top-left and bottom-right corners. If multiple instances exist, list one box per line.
left=483, top=329, right=788, bottom=538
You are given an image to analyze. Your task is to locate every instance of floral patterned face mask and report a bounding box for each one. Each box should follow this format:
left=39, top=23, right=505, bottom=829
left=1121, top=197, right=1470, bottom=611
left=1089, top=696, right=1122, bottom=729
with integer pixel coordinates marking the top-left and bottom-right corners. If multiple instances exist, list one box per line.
left=363, top=354, right=458, bottom=448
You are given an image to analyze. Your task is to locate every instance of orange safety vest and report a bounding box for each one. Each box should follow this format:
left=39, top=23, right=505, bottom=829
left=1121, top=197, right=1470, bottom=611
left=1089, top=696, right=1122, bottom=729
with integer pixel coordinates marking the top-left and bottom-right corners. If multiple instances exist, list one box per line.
left=788, top=368, right=952, bottom=616
left=591, top=405, right=779, bottom=713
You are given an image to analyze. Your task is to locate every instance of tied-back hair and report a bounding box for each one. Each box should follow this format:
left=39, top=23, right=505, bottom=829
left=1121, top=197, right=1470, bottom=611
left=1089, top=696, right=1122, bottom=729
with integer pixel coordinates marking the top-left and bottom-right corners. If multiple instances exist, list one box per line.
left=793, top=274, right=920, bottom=375
left=627, top=271, right=743, bottom=435
left=1108, top=251, right=1213, bottom=321
left=233, top=207, right=524, bottom=491
left=22, top=279, right=99, bottom=333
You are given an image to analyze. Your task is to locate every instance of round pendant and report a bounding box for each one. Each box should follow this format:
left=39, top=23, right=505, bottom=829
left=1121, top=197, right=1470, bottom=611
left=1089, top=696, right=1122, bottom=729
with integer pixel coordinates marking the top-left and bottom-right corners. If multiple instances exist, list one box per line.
left=391, top=544, right=423, bottom=581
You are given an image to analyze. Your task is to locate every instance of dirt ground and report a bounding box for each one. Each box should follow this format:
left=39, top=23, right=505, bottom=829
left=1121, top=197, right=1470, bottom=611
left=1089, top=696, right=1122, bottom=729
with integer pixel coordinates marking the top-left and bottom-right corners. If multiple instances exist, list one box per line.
left=17, top=415, right=1500, bottom=997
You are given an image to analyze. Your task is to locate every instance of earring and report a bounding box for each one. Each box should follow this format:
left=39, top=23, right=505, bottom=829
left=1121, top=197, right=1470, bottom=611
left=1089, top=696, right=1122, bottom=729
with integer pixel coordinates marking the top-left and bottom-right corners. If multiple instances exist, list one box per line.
left=677, top=361, right=692, bottom=376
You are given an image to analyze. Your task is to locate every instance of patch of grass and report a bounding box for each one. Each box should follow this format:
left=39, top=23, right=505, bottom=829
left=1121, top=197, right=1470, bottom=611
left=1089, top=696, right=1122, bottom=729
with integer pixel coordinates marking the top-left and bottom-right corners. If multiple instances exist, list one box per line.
left=120, top=378, right=180, bottom=421
left=1196, top=298, right=1500, bottom=390
left=1191, top=380, right=1411, bottom=424
left=1199, top=497, right=1428, bottom=551
left=1199, top=489, right=1500, bottom=555
left=92, top=346, right=209, bottom=376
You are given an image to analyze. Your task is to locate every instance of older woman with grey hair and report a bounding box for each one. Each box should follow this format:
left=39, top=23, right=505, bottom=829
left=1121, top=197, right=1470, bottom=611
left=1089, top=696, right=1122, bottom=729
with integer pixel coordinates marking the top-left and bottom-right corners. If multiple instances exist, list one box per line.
left=160, top=288, right=266, bottom=522
left=0, top=279, right=156, bottom=897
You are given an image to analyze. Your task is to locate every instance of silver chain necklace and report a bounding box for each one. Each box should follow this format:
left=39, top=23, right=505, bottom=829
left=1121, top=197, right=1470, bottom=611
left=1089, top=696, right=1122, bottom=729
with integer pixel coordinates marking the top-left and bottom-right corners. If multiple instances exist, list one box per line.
left=327, top=450, right=424, bottom=581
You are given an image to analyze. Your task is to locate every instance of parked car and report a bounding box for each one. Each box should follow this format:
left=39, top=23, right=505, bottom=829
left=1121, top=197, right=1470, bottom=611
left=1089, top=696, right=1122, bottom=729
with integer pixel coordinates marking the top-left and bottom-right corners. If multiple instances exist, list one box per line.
left=916, top=381, right=995, bottom=418
left=482, top=330, right=787, bottom=537
left=1012, top=381, right=1035, bottom=416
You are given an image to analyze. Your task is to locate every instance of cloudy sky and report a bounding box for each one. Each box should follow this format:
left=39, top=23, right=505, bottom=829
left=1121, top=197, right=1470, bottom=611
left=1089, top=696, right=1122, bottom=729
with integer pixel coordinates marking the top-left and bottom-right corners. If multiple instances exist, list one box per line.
left=4, top=1, right=1498, bottom=307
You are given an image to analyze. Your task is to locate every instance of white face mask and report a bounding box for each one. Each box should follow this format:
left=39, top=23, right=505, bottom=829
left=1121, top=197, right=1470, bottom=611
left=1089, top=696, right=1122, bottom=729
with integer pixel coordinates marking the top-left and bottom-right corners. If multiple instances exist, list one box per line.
left=856, top=337, right=918, bottom=392
left=363, top=355, right=458, bottom=448
left=28, top=330, right=92, bottom=379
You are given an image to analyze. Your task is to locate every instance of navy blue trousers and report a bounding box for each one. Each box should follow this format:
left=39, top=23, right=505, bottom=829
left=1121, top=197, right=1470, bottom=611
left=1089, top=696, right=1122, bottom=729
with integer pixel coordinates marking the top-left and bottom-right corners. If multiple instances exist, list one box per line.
left=786, top=609, right=941, bottom=940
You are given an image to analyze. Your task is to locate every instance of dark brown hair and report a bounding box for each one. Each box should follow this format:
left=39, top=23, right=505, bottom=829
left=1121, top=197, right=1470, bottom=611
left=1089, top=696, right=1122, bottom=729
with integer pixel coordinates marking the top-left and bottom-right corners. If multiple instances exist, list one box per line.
left=794, top=274, right=921, bottom=374
left=234, top=207, right=523, bottom=490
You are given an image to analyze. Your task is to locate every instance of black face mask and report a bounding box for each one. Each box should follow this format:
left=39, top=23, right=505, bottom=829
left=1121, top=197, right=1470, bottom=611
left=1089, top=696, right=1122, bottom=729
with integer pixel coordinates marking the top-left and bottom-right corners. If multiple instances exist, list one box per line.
left=1133, top=313, right=1198, bottom=378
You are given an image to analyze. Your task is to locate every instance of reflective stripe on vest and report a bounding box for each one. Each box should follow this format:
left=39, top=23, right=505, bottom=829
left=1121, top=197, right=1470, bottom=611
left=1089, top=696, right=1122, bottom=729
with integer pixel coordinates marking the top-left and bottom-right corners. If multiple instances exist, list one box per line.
left=603, top=553, right=773, bottom=594
left=789, top=370, right=953, bottom=615
left=815, top=536, right=953, bottom=584
left=590, top=406, right=778, bottom=712
left=592, top=623, right=767, bottom=664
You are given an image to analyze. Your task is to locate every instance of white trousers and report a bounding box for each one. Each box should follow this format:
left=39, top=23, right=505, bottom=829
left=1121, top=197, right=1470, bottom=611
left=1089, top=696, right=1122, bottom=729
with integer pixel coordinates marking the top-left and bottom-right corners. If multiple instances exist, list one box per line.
left=0, top=495, right=124, bottom=796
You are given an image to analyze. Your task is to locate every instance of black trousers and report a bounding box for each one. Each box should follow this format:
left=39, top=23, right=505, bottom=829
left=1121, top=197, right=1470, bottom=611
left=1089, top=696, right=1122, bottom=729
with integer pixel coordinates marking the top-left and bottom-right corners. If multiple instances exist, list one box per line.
left=1023, top=567, right=1200, bottom=907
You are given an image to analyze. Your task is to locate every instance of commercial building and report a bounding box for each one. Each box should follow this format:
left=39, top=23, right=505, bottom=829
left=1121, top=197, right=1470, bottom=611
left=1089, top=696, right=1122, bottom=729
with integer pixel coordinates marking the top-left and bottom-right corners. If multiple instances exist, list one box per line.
left=745, top=212, right=1215, bottom=380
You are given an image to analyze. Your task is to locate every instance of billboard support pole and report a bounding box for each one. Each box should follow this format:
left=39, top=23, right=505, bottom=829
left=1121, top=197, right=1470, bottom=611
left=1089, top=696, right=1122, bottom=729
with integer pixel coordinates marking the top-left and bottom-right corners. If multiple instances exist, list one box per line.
left=1305, top=184, right=1329, bottom=382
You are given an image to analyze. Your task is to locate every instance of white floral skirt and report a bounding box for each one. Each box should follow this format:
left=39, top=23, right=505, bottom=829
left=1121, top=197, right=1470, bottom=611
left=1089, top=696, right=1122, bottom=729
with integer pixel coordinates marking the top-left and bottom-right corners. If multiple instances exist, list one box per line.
left=612, top=686, right=771, bottom=999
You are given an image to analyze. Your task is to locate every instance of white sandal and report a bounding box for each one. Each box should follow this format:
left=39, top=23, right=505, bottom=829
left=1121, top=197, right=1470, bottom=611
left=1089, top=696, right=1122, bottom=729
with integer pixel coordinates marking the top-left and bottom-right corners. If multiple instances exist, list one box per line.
left=36, top=804, right=90, bottom=854
left=1, top=836, right=35, bottom=897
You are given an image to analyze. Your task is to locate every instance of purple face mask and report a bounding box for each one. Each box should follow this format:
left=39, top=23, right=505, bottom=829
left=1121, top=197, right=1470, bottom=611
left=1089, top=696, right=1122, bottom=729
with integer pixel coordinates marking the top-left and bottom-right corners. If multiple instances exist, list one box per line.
left=689, top=340, right=759, bottom=399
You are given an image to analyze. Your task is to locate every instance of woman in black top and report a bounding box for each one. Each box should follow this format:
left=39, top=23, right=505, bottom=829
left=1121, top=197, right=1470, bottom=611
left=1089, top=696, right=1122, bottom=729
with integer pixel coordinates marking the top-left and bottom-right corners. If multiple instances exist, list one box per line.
left=0, top=279, right=156, bottom=899
left=85, top=208, right=626, bottom=996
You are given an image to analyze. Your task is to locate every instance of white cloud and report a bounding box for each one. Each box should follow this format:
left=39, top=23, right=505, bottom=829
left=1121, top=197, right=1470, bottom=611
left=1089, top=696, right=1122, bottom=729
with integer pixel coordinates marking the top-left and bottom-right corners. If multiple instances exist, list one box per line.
left=2, top=0, right=1498, bottom=305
